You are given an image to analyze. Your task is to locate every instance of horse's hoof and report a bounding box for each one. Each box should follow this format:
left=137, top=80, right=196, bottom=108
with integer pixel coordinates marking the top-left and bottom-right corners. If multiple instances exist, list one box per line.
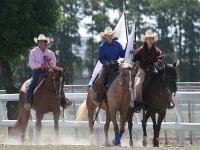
left=112, top=139, right=121, bottom=146
left=143, top=136, right=147, bottom=147
left=153, top=139, right=159, bottom=147
left=142, top=140, right=147, bottom=147
left=129, top=141, right=133, bottom=147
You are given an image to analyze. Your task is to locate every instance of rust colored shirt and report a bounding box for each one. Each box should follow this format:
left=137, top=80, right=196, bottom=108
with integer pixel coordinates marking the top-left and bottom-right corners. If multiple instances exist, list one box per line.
left=134, top=46, right=162, bottom=72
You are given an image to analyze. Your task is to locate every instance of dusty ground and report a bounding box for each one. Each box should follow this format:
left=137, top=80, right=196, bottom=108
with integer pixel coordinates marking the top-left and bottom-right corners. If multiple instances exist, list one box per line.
left=0, top=145, right=199, bottom=150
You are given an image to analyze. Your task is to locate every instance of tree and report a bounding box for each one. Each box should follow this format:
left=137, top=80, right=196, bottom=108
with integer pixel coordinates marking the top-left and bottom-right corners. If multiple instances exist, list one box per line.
left=150, top=0, right=200, bottom=81
left=0, top=0, right=61, bottom=119
left=51, top=0, right=81, bottom=84
left=81, top=0, right=113, bottom=74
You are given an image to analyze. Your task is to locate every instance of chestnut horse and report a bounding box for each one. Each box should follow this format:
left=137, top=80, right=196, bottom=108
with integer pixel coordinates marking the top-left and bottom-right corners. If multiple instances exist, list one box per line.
left=76, top=62, right=137, bottom=146
left=127, top=62, right=178, bottom=147
left=12, top=67, right=65, bottom=143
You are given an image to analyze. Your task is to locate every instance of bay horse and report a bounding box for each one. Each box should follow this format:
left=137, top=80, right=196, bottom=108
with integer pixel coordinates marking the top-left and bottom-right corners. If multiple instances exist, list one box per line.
left=12, top=67, right=65, bottom=143
left=76, top=61, right=138, bottom=146
left=127, top=62, right=178, bottom=147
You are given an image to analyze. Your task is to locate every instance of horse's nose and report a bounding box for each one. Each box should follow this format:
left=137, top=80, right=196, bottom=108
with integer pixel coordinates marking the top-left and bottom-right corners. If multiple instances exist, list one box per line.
left=173, top=84, right=177, bottom=92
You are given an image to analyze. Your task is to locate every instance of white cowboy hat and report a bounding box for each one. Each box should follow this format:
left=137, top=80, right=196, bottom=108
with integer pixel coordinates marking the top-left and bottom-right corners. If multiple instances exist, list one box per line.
left=141, top=31, right=158, bottom=42
left=34, top=34, right=50, bottom=44
left=100, top=27, right=115, bottom=38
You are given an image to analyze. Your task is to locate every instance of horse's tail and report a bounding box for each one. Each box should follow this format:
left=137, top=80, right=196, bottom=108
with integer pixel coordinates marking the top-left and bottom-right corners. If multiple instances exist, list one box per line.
left=10, top=113, right=23, bottom=135
left=76, top=100, right=88, bottom=121
left=11, top=90, right=30, bottom=135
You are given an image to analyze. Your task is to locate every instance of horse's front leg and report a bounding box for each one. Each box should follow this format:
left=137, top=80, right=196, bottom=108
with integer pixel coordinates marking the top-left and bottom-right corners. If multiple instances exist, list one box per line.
left=152, top=111, right=166, bottom=147
left=87, top=103, right=96, bottom=145
left=118, top=109, right=129, bottom=145
left=104, top=111, right=111, bottom=146
left=110, top=110, right=120, bottom=146
left=35, top=112, right=43, bottom=144
left=127, top=107, right=134, bottom=147
left=142, top=109, right=151, bottom=147
left=21, top=110, right=30, bottom=144
left=53, top=110, right=60, bottom=137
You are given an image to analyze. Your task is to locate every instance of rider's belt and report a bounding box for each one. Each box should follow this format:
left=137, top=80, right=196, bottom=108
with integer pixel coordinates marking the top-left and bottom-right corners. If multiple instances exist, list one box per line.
left=32, top=68, right=46, bottom=72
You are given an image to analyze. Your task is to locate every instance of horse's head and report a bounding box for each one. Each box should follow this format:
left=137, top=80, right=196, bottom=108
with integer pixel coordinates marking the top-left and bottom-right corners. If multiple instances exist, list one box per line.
left=46, top=67, right=65, bottom=98
left=162, top=62, right=178, bottom=93
left=119, top=62, right=138, bottom=89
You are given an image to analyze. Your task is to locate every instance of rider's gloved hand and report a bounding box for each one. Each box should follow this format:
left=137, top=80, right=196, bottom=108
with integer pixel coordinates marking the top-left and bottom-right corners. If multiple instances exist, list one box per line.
left=44, top=55, right=51, bottom=61
left=105, top=61, right=111, bottom=66
left=41, top=63, right=47, bottom=69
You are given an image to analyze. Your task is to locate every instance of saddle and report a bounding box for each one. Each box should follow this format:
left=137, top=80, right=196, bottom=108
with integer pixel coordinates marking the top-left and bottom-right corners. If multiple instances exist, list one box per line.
left=92, top=62, right=120, bottom=103
left=20, top=74, right=46, bottom=94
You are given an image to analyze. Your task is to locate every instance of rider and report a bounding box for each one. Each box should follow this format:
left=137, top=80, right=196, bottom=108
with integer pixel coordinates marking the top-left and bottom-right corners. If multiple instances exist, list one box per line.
left=93, top=26, right=125, bottom=102
left=24, top=34, right=72, bottom=110
left=133, top=31, right=174, bottom=111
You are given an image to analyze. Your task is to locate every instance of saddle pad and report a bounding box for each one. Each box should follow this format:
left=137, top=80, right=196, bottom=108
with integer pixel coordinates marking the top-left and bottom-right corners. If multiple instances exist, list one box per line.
left=106, top=64, right=119, bottom=88
left=20, top=78, right=45, bottom=94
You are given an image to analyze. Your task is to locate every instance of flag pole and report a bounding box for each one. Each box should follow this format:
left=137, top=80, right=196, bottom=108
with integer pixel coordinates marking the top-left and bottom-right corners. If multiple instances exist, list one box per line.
left=123, top=0, right=128, bottom=50
left=133, top=21, right=137, bottom=49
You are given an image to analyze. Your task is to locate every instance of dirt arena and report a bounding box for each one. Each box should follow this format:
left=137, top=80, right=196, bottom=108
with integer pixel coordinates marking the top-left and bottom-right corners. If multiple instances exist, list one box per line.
left=0, top=145, right=199, bottom=150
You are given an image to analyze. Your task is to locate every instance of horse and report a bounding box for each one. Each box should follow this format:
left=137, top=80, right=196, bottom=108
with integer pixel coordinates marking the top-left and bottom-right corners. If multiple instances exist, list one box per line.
left=127, top=62, right=178, bottom=147
left=12, top=67, right=65, bottom=143
left=76, top=61, right=138, bottom=146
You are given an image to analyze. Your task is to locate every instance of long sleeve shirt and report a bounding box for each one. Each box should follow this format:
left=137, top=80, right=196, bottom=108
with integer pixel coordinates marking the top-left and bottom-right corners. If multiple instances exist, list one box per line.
left=99, top=40, right=125, bottom=65
left=134, top=46, right=162, bottom=71
left=29, top=46, right=56, bottom=70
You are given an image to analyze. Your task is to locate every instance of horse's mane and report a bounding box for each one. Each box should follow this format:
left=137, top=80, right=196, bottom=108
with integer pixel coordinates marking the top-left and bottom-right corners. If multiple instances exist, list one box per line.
left=143, top=62, right=177, bottom=110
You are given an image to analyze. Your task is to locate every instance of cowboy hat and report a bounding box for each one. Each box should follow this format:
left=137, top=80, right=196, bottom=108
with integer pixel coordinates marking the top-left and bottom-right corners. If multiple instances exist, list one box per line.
left=141, top=31, right=158, bottom=42
left=34, top=34, right=50, bottom=44
left=100, top=27, right=115, bottom=38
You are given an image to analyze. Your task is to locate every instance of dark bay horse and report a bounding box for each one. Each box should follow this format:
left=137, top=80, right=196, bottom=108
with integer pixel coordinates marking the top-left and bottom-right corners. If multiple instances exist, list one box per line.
left=76, top=62, right=137, bottom=146
left=127, top=62, right=178, bottom=147
left=12, top=67, right=65, bottom=143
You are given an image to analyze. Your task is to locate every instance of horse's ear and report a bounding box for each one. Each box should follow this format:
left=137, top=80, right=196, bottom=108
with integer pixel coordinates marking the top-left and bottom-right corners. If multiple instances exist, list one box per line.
left=63, top=66, right=68, bottom=73
left=173, top=60, right=179, bottom=68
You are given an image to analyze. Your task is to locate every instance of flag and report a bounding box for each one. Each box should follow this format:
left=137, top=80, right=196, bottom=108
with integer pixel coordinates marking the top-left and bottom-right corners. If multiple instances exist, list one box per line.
left=125, top=23, right=135, bottom=61
left=114, top=12, right=128, bottom=49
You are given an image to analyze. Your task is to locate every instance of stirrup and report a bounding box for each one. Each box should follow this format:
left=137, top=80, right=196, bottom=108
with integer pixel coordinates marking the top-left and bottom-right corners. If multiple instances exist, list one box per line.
left=24, top=103, right=31, bottom=110
left=61, top=98, right=72, bottom=109
left=94, top=92, right=105, bottom=103
left=167, top=101, right=175, bottom=109
left=133, top=101, right=142, bottom=113
left=65, top=98, right=72, bottom=106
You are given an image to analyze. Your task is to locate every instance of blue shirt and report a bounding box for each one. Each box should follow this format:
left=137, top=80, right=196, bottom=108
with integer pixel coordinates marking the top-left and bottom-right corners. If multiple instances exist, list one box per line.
left=99, top=40, right=125, bottom=65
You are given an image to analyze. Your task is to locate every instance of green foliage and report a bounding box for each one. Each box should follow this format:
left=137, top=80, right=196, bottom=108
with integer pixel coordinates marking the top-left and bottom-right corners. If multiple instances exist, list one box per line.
left=51, top=0, right=81, bottom=84
left=0, top=0, right=61, bottom=61
left=149, top=0, right=200, bottom=81
left=84, top=38, right=99, bottom=75
left=0, top=0, right=61, bottom=90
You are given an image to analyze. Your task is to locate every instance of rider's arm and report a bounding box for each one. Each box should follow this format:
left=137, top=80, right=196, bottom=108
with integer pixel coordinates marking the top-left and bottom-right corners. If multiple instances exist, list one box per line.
left=29, top=49, right=42, bottom=70
left=99, top=45, right=107, bottom=65
left=155, top=48, right=162, bottom=63
left=119, top=42, right=125, bottom=58
left=49, top=51, right=57, bottom=67
left=133, top=47, right=142, bottom=62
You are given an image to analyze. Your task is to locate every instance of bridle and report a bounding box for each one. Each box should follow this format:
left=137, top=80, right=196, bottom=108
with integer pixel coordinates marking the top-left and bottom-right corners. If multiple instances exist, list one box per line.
left=118, top=63, right=135, bottom=102
left=161, top=64, right=177, bottom=96
left=53, top=68, right=64, bottom=99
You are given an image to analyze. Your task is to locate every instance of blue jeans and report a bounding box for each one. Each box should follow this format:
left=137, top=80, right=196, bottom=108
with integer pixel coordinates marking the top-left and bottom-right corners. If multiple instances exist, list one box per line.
left=25, top=68, right=46, bottom=104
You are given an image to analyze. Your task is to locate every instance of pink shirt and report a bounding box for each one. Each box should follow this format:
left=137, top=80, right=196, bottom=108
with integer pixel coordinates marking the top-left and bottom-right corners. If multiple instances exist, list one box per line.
left=29, top=46, right=56, bottom=70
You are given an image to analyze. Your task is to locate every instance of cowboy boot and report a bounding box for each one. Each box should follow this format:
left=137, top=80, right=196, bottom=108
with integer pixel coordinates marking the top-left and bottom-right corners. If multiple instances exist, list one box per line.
left=167, top=99, right=175, bottom=109
left=94, top=84, right=105, bottom=103
left=94, top=65, right=108, bottom=102
left=133, top=101, right=143, bottom=113
left=24, top=93, right=32, bottom=110
left=60, top=92, right=72, bottom=109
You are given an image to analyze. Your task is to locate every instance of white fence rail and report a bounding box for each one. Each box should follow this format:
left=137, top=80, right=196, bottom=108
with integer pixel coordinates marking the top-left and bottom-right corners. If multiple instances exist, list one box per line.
left=0, top=87, right=200, bottom=146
